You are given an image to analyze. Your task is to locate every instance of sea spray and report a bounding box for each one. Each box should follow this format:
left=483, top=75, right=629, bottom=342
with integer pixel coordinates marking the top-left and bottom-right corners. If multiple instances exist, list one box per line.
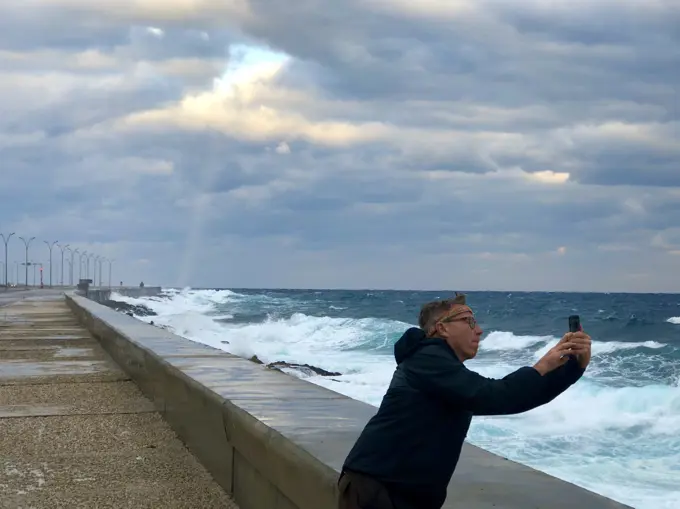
left=109, top=288, right=680, bottom=509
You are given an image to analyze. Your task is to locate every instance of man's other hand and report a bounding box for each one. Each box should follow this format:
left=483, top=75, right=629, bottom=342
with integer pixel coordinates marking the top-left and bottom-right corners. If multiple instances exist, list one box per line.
left=533, top=332, right=591, bottom=375
left=565, top=331, right=592, bottom=369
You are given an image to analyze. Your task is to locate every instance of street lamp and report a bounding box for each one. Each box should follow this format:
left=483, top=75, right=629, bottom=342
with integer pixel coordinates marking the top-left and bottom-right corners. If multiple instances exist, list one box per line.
left=108, top=259, right=115, bottom=288
left=44, top=240, right=58, bottom=288
left=79, top=251, right=87, bottom=281
left=57, top=243, right=70, bottom=287
left=93, top=255, right=99, bottom=286
left=67, top=248, right=78, bottom=286
left=19, top=236, right=35, bottom=287
left=99, top=257, right=106, bottom=288
left=98, top=256, right=103, bottom=286
left=0, top=232, right=14, bottom=290
left=88, top=253, right=95, bottom=283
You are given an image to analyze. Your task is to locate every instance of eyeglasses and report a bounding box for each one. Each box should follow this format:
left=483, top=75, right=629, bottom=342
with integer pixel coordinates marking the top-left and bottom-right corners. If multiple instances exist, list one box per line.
left=443, top=315, right=477, bottom=329
left=426, top=306, right=479, bottom=337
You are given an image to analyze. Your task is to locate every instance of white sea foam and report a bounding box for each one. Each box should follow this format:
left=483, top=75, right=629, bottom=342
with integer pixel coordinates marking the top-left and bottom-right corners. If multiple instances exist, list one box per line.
left=111, top=288, right=680, bottom=509
left=477, top=330, right=552, bottom=351
left=531, top=337, right=666, bottom=359
left=667, top=316, right=680, bottom=325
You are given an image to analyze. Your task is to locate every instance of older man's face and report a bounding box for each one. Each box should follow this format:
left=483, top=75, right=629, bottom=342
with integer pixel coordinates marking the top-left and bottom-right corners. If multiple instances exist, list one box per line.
left=437, top=309, right=483, bottom=362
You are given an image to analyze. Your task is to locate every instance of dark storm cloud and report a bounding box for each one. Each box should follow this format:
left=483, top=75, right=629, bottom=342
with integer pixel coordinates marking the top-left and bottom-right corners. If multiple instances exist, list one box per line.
left=0, top=12, right=233, bottom=83
left=245, top=0, right=678, bottom=106
left=16, top=79, right=182, bottom=136
left=235, top=0, right=679, bottom=190
left=0, top=2, right=234, bottom=55
left=497, top=2, right=680, bottom=46
left=74, top=128, right=281, bottom=194
left=122, top=27, right=234, bottom=61
left=0, top=7, right=126, bottom=52
left=196, top=153, right=634, bottom=252
left=574, top=149, right=680, bottom=187
left=0, top=165, right=188, bottom=245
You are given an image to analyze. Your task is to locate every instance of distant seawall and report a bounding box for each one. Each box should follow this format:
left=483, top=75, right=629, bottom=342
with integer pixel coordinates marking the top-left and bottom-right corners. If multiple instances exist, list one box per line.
left=66, top=293, right=633, bottom=509
left=80, top=286, right=163, bottom=303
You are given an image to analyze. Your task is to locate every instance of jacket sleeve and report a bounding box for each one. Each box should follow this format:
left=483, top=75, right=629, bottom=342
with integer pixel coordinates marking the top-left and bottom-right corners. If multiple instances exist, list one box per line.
left=404, top=347, right=584, bottom=416
left=540, top=356, right=585, bottom=404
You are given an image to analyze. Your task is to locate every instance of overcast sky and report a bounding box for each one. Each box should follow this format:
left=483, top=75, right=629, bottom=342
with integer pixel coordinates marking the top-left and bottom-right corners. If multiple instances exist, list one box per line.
left=0, top=0, right=678, bottom=292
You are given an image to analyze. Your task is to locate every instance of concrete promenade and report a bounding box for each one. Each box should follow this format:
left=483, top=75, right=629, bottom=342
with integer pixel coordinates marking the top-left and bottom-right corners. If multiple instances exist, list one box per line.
left=65, top=290, right=633, bottom=509
left=0, top=292, right=239, bottom=508
left=1, top=289, right=634, bottom=509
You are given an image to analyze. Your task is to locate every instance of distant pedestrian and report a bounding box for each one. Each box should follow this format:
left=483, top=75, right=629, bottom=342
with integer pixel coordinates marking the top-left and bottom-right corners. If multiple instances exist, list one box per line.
left=339, top=293, right=591, bottom=509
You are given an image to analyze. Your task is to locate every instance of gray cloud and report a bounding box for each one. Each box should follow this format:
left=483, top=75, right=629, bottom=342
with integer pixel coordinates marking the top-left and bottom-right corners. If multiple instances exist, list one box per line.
left=0, top=0, right=678, bottom=291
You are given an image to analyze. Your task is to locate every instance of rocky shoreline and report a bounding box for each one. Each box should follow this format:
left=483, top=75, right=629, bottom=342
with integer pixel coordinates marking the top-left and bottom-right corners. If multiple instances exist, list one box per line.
left=101, top=299, right=157, bottom=317
left=248, top=355, right=342, bottom=378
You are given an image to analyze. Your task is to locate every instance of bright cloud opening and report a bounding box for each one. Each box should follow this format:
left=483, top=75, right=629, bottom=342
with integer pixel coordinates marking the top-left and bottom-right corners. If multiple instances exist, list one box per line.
left=214, top=44, right=290, bottom=92
left=526, top=170, right=570, bottom=184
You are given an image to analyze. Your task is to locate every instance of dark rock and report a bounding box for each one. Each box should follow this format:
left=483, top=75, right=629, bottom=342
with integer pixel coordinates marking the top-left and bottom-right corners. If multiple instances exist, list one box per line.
left=246, top=355, right=340, bottom=377
left=266, top=361, right=341, bottom=377
left=150, top=321, right=171, bottom=331
left=100, top=299, right=157, bottom=317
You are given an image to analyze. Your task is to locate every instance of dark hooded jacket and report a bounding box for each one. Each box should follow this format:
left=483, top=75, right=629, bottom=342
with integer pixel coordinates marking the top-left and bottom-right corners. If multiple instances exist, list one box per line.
left=341, top=327, right=585, bottom=509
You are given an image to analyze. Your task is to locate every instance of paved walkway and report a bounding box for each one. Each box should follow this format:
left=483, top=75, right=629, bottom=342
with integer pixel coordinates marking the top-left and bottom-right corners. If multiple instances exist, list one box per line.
left=0, top=294, right=239, bottom=508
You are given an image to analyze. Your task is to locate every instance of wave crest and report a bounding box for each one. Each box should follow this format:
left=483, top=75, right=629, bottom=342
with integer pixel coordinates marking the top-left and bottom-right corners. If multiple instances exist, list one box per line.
left=104, top=287, right=680, bottom=509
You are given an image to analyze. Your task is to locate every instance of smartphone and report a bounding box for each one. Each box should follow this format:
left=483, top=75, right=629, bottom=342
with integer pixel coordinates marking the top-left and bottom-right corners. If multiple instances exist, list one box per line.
left=568, top=315, right=581, bottom=333
left=567, top=315, right=581, bottom=360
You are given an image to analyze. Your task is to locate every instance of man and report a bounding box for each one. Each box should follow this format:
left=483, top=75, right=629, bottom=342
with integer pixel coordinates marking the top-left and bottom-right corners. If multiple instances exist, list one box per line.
left=339, top=294, right=591, bottom=509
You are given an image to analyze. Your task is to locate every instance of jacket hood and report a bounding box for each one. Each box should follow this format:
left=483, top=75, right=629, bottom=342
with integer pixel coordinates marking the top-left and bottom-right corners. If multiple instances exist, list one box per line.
left=394, top=327, right=428, bottom=364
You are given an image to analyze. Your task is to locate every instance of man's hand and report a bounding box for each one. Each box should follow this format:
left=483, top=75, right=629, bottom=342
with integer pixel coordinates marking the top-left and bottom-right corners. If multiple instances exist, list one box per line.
left=566, top=331, right=592, bottom=369
left=533, top=332, right=591, bottom=375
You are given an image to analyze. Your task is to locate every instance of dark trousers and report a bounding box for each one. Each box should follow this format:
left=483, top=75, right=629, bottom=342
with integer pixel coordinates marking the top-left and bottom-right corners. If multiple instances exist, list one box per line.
left=338, top=471, right=395, bottom=509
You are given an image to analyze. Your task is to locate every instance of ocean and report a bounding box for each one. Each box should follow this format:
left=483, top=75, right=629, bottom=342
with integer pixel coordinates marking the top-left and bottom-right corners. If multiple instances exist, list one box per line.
left=110, top=288, right=680, bottom=509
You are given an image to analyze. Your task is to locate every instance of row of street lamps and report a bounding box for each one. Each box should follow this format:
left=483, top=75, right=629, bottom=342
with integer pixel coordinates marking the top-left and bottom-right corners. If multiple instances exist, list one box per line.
left=0, top=232, right=115, bottom=289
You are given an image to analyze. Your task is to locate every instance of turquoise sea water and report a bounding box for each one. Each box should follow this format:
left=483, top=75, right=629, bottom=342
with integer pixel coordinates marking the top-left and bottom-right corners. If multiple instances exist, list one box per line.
left=112, top=288, right=680, bottom=509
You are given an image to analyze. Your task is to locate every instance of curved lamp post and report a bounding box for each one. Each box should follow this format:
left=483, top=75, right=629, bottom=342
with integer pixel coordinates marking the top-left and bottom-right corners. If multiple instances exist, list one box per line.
left=67, top=247, right=78, bottom=286
left=44, top=240, right=58, bottom=288
left=79, top=251, right=87, bottom=281
left=57, top=243, right=69, bottom=286
left=0, top=232, right=14, bottom=290
left=19, top=236, right=35, bottom=287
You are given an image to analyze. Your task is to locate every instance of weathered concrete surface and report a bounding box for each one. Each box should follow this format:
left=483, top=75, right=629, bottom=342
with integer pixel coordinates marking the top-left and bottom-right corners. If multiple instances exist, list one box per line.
left=0, top=295, right=239, bottom=509
left=66, top=293, right=633, bottom=509
left=84, top=286, right=164, bottom=304
left=0, top=289, right=59, bottom=308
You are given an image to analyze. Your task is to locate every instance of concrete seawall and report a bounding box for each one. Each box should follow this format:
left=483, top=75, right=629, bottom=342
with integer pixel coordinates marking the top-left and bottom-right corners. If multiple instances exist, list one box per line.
left=81, top=286, right=164, bottom=303
left=66, top=293, right=633, bottom=509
